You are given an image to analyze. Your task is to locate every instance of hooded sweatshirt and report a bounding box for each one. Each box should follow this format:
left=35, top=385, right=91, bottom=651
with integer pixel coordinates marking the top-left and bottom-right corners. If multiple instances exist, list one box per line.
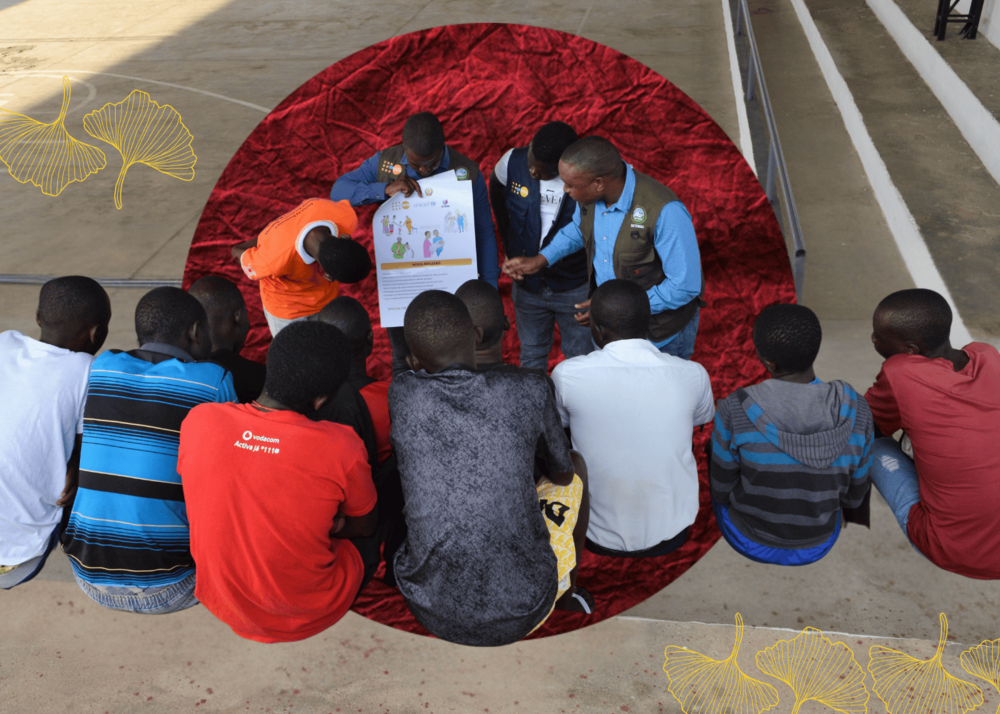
left=710, top=379, right=873, bottom=549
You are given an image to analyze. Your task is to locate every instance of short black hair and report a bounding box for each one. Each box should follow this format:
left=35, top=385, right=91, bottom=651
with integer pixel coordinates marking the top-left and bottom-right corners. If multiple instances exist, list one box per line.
left=560, top=136, right=624, bottom=178
left=590, top=279, right=650, bottom=339
left=875, top=289, right=952, bottom=351
left=317, top=296, right=372, bottom=354
left=188, top=275, right=245, bottom=318
left=263, top=321, right=352, bottom=410
left=37, top=276, right=110, bottom=331
left=530, top=121, right=579, bottom=165
left=753, top=303, right=822, bottom=373
left=317, top=238, right=371, bottom=284
left=134, top=287, right=207, bottom=345
left=402, top=112, right=445, bottom=156
left=404, top=290, right=474, bottom=361
left=455, top=280, right=506, bottom=349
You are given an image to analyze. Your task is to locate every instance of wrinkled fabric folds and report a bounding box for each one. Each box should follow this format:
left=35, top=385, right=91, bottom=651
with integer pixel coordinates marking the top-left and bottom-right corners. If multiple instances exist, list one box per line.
left=182, top=23, right=796, bottom=639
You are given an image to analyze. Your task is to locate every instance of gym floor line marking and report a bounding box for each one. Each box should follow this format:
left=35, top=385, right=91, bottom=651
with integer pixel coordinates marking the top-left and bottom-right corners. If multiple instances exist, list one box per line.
left=1, top=69, right=270, bottom=113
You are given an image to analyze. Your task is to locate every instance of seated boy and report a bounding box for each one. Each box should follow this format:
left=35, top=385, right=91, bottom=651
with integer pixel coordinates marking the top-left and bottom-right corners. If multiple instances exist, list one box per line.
left=0, top=277, right=110, bottom=589
left=865, top=289, right=1000, bottom=579
left=552, top=280, right=715, bottom=557
left=711, top=303, right=873, bottom=565
left=61, top=287, right=237, bottom=613
left=454, top=279, right=540, bottom=375
left=179, top=322, right=384, bottom=642
left=390, top=290, right=593, bottom=646
left=188, top=275, right=266, bottom=404
left=317, top=296, right=391, bottom=465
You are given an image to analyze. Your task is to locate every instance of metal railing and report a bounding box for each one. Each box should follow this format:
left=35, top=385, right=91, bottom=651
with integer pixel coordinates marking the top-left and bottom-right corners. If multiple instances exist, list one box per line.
left=0, top=275, right=181, bottom=288
left=734, top=0, right=807, bottom=303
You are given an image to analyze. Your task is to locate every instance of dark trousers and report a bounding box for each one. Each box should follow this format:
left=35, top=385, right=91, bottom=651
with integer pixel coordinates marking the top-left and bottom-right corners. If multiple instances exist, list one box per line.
left=585, top=527, right=689, bottom=559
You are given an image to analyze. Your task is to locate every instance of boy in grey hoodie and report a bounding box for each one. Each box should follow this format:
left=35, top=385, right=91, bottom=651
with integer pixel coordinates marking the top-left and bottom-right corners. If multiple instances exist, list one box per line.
left=710, top=304, right=873, bottom=565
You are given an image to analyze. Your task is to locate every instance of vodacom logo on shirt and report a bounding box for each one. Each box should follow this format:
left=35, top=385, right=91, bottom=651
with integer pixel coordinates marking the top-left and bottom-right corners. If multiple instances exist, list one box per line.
left=235, top=429, right=281, bottom=455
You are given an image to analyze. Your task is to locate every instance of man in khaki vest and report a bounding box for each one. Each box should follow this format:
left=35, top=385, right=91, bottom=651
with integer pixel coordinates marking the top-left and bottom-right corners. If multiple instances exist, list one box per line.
left=503, top=137, right=703, bottom=359
left=330, top=112, right=500, bottom=375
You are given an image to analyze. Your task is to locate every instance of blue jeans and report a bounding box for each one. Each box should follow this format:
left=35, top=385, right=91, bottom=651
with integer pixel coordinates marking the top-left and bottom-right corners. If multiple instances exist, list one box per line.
left=657, top=308, right=700, bottom=360
left=0, top=526, right=60, bottom=590
left=512, top=281, right=594, bottom=370
left=869, top=437, right=922, bottom=538
left=73, top=571, right=199, bottom=614
left=713, top=501, right=839, bottom=566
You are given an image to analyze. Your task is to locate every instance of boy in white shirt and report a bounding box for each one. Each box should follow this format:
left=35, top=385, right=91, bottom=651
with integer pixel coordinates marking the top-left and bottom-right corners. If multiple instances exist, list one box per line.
left=0, top=276, right=110, bottom=588
left=551, top=279, right=714, bottom=557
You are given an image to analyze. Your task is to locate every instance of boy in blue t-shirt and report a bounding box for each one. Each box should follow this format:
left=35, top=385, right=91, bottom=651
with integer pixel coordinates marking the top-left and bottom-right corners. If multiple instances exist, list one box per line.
left=710, top=304, right=873, bottom=565
left=62, top=287, right=237, bottom=614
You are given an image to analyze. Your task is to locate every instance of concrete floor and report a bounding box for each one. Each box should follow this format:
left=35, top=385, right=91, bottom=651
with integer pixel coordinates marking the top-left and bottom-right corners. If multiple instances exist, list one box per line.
left=2, top=0, right=999, bottom=711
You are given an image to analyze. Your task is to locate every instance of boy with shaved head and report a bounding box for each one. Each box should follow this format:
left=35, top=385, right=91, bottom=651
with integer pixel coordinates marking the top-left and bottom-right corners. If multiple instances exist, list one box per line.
left=180, top=322, right=382, bottom=642
left=711, top=304, right=872, bottom=565
left=865, top=289, right=1000, bottom=579
left=0, top=276, right=110, bottom=589
left=188, top=275, right=265, bottom=403
left=389, top=290, right=592, bottom=646
left=62, top=287, right=237, bottom=613
left=553, top=280, right=714, bottom=558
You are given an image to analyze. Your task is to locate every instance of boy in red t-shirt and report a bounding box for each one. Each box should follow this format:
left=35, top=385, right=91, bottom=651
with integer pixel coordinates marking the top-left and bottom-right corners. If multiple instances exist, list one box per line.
left=178, top=322, right=384, bottom=643
left=232, top=199, right=372, bottom=337
left=865, top=288, right=1000, bottom=580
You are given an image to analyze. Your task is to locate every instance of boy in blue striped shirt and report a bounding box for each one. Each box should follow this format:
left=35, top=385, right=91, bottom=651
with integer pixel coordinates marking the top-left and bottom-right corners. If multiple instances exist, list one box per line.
left=710, top=304, right=873, bottom=566
left=62, top=287, right=237, bottom=613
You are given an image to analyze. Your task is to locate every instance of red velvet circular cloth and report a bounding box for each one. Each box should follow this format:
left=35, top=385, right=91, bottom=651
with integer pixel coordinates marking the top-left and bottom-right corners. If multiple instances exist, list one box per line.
left=183, top=23, right=795, bottom=639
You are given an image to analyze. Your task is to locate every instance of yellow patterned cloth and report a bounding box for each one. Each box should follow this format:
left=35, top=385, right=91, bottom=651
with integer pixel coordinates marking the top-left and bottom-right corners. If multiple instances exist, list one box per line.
left=530, top=474, right=584, bottom=633
left=0, top=565, right=18, bottom=575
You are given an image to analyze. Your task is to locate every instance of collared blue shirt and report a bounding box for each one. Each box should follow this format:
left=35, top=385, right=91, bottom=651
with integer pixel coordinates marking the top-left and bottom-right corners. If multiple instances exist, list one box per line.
left=539, top=164, right=702, bottom=345
left=330, top=147, right=500, bottom=287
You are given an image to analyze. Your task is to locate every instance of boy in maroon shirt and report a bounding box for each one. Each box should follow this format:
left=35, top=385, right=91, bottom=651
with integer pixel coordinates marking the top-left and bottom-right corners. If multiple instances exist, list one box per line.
left=865, top=288, right=1000, bottom=580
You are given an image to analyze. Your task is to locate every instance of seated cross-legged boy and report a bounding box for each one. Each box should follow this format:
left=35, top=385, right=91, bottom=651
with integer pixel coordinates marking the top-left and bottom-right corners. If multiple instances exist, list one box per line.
left=188, top=275, right=266, bottom=404
left=865, top=289, right=1000, bottom=579
left=0, top=277, right=111, bottom=590
left=711, top=304, right=873, bottom=565
left=316, top=297, right=404, bottom=585
left=551, top=280, right=715, bottom=558
left=390, top=290, right=593, bottom=646
left=179, top=321, right=384, bottom=642
left=61, top=287, right=237, bottom=613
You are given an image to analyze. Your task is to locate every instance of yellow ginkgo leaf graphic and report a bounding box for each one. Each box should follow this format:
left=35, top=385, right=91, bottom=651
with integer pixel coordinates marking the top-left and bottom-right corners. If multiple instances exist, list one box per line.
left=868, top=613, right=983, bottom=714
left=960, top=639, right=1000, bottom=713
left=756, top=627, right=869, bottom=714
left=0, top=76, right=107, bottom=196
left=663, top=613, right=780, bottom=714
left=82, top=89, right=196, bottom=209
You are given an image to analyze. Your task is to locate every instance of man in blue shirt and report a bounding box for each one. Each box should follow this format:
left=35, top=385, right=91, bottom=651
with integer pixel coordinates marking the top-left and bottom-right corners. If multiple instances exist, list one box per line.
left=503, top=137, right=703, bottom=359
left=331, top=112, right=500, bottom=375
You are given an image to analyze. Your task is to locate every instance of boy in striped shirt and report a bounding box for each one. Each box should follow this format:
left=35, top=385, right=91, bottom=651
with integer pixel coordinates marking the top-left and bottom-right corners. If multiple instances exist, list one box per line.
left=710, top=304, right=873, bottom=566
left=62, top=287, right=237, bottom=613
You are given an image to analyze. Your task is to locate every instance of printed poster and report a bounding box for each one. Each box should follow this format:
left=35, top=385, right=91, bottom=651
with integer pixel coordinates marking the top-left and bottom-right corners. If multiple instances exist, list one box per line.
left=372, top=170, right=478, bottom=327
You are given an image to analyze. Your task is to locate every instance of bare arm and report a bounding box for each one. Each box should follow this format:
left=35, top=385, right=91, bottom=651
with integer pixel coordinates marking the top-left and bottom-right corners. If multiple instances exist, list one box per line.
left=57, top=434, right=83, bottom=508
left=331, top=503, right=378, bottom=539
left=231, top=237, right=258, bottom=260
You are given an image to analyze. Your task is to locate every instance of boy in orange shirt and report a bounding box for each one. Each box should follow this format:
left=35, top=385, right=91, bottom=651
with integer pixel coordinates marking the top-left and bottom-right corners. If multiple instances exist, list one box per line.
left=233, top=198, right=372, bottom=336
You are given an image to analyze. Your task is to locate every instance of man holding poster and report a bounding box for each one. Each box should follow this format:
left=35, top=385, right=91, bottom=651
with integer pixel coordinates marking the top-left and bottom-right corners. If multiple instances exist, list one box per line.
left=330, top=112, right=500, bottom=376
